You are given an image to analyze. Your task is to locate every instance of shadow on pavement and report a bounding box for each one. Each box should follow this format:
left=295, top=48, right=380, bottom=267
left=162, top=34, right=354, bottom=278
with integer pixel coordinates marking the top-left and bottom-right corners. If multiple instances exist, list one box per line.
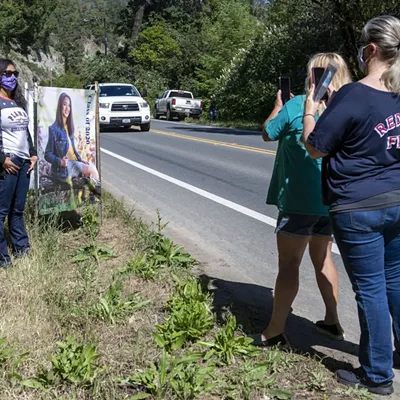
left=171, top=125, right=262, bottom=137
left=199, top=274, right=359, bottom=375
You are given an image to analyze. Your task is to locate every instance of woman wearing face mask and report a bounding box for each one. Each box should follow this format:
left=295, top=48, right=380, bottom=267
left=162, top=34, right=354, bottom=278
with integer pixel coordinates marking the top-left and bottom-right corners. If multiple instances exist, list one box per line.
left=0, top=58, right=37, bottom=267
left=45, top=93, right=99, bottom=191
left=303, top=15, right=400, bottom=396
left=251, top=53, right=352, bottom=349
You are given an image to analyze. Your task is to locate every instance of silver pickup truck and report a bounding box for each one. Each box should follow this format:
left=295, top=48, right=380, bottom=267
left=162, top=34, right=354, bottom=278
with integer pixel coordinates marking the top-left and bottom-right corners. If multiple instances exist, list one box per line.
left=154, top=90, right=203, bottom=121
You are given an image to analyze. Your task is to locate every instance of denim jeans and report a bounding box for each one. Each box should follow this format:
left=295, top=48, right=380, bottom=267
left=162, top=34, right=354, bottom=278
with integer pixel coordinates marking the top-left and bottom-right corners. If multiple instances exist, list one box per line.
left=0, top=155, right=31, bottom=265
left=331, top=207, right=400, bottom=384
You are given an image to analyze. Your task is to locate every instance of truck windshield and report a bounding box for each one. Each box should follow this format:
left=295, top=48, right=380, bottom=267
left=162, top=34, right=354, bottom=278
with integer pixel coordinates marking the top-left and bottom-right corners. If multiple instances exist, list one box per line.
left=100, top=85, right=140, bottom=97
left=169, top=91, right=193, bottom=99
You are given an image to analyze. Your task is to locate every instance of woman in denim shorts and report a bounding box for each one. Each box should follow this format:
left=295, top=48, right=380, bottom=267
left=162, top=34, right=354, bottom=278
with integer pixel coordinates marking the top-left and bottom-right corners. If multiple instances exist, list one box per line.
left=251, top=53, right=352, bottom=348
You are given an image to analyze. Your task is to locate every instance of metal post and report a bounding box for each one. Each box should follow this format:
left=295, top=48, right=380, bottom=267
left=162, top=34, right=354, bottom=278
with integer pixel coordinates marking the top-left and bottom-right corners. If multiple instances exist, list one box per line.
left=24, top=81, right=28, bottom=102
left=33, top=83, right=39, bottom=222
left=103, top=18, right=108, bottom=57
left=94, top=81, right=102, bottom=224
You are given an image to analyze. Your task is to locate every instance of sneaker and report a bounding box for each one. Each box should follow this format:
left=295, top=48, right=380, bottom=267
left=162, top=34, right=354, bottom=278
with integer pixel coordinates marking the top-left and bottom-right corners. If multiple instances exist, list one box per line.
left=336, top=369, right=393, bottom=396
left=315, top=320, right=345, bottom=340
left=249, top=333, right=290, bottom=349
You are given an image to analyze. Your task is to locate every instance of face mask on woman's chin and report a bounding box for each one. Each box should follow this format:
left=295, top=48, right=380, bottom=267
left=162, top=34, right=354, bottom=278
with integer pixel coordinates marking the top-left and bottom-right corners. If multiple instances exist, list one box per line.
left=358, top=46, right=370, bottom=75
left=1, top=75, right=17, bottom=92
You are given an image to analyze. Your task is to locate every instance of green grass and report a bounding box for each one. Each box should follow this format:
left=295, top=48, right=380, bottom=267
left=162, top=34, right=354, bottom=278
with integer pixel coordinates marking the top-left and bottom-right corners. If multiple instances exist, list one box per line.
left=0, top=192, right=374, bottom=399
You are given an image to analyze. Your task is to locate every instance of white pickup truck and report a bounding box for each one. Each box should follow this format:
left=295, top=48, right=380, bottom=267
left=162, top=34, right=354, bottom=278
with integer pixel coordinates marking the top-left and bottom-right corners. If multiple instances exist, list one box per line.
left=86, top=83, right=151, bottom=131
left=154, top=90, right=203, bottom=121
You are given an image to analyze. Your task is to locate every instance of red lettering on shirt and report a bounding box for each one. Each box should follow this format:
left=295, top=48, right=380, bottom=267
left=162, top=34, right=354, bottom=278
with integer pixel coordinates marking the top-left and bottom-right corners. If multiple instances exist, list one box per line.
left=375, top=123, right=388, bottom=137
left=386, top=115, right=396, bottom=131
left=395, top=113, right=400, bottom=127
left=387, top=135, right=400, bottom=149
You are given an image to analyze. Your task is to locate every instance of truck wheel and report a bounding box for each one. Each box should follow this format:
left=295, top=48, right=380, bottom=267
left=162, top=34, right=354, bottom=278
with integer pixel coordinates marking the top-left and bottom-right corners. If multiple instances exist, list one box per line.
left=166, top=108, right=173, bottom=121
left=153, top=107, right=160, bottom=119
left=140, top=122, right=151, bottom=132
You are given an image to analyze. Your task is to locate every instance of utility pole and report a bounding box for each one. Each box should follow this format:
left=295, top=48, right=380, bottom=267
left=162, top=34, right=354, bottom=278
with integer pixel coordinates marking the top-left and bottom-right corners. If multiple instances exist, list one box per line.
left=103, top=18, right=108, bottom=57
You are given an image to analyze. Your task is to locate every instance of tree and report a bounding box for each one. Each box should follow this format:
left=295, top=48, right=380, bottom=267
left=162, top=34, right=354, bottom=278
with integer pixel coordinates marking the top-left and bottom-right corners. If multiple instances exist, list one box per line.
left=196, top=0, right=260, bottom=97
left=130, top=23, right=181, bottom=71
left=0, top=1, right=28, bottom=53
left=80, top=55, right=136, bottom=85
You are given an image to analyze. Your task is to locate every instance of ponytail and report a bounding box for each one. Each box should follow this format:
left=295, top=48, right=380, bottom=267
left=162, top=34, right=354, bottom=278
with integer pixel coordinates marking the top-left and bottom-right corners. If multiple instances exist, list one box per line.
left=361, top=16, right=400, bottom=94
left=381, top=50, right=400, bottom=94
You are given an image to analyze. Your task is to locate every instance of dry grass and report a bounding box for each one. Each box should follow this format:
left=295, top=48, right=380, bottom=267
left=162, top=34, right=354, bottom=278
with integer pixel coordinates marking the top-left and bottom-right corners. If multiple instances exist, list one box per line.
left=0, top=193, right=374, bottom=400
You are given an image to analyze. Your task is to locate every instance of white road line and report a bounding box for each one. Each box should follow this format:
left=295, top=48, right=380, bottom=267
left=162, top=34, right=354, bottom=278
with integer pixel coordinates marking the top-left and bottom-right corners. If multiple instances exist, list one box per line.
left=101, top=147, right=340, bottom=255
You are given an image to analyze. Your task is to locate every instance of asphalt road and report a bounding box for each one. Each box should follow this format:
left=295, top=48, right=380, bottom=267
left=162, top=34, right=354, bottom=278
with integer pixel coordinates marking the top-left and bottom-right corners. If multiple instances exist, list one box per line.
left=100, top=118, right=400, bottom=395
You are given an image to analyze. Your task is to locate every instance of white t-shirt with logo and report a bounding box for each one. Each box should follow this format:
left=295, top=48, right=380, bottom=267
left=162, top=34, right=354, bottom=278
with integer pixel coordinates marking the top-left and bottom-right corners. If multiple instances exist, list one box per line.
left=0, top=96, right=30, bottom=159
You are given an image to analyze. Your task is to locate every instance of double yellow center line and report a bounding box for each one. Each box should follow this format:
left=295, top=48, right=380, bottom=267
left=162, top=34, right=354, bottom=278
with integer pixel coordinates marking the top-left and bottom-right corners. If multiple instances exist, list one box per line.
left=151, top=129, right=276, bottom=156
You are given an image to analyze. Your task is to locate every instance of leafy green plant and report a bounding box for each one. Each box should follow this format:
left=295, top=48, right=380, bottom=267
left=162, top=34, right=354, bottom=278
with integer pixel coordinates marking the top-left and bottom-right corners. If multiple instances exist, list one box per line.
left=222, top=360, right=292, bottom=400
left=154, top=277, right=214, bottom=351
left=81, top=205, right=100, bottom=241
left=23, top=336, right=103, bottom=389
left=77, top=261, right=98, bottom=296
left=74, top=205, right=114, bottom=265
left=123, top=350, right=214, bottom=400
left=153, top=237, right=195, bottom=269
left=0, top=336, right=27, bottom=381
left=0, top=337, right=14, bottom=366
left=139, top=211, right=168, bottom=252
left=119, top=251, right=159, bottom=281
left=73, top=243, right=114, bottom=264
left=166, top=276, right=212, bottom=311
left=307, top=370, right=327, bottom=392
left=199, top=314, right=260, bottom=365
left=91, top=279, right=150, bottom=324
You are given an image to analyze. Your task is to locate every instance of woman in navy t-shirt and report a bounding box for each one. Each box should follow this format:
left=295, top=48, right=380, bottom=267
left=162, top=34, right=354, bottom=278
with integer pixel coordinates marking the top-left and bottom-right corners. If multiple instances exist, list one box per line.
left=303, top=16, right=400, bottom=396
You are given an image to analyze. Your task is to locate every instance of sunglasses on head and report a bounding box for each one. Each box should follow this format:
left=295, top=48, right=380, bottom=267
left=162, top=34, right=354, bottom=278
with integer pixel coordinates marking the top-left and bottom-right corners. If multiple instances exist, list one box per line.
left=3, top=70, right=19, bottom=78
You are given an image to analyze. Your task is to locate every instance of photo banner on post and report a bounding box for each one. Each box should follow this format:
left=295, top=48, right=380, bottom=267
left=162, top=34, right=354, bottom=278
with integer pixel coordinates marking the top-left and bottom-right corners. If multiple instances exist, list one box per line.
left=36, top=87, right=101, bottom=215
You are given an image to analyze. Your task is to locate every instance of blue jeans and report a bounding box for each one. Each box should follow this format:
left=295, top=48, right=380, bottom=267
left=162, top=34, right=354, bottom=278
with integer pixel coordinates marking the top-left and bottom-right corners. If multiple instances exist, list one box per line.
left=0, top=155, right=31, bottom=265
left=331, top=207, right=400, bottom=384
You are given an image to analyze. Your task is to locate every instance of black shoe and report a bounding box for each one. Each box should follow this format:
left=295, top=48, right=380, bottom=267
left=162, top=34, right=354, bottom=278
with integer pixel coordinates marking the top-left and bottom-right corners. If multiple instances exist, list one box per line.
left=336, top=369, right=393, bottom=396
left=394, top=350, right=400, bottom=369
left=315, top=320, right=345, bottom=341
left=249, top=333, right=290, bottom=349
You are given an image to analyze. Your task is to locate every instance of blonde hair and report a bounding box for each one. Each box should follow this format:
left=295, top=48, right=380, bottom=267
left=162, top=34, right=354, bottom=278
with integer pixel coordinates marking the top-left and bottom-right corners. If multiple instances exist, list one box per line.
left=305, top=52, right=352, bottom=115
left=361, top=15, right=400, bottom=94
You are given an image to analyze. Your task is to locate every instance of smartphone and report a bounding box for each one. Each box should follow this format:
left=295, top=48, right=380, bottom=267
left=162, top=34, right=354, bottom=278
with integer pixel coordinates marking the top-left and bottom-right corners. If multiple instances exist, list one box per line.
left=279, top=77, right=291, bottom=104
left=312, top=67, right=328, bottom=101
left=313, top=60, right=339, bottom=102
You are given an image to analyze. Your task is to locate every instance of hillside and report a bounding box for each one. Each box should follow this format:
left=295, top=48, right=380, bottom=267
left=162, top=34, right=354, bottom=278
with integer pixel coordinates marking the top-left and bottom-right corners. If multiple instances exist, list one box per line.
left=2, top=0, right=400, bottom=122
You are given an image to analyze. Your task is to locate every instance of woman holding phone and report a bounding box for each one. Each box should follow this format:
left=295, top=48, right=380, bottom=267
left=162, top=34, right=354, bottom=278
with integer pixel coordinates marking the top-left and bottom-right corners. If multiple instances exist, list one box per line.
left=252, top=53, right=352, bottom=348
left=303, top=16, right=400, bottom=396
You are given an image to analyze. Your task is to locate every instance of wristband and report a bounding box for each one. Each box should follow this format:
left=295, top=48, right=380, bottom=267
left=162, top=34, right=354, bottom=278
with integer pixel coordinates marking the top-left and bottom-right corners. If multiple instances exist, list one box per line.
left=303, top=113, right=315, bottom=120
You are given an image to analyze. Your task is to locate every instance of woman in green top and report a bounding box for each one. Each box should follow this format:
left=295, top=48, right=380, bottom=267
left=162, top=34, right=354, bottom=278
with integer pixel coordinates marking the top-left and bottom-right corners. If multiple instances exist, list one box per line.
left=252, top=53, right=352, bottom=347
